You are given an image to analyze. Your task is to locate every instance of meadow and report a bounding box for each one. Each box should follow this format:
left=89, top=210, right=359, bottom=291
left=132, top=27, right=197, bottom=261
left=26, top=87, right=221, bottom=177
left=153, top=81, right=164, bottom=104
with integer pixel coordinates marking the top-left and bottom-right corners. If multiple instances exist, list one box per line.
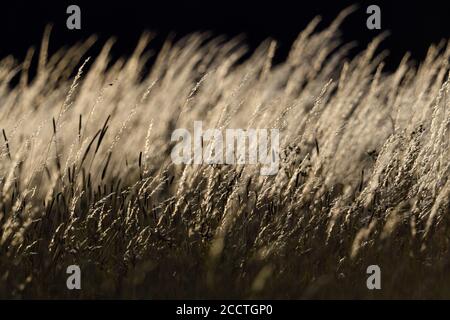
left=0, top=9, right=449, bottom=298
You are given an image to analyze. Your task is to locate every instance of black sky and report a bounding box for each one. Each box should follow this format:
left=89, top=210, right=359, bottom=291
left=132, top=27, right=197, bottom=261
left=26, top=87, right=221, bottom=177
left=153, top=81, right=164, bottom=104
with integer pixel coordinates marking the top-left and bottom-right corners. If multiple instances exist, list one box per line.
left=1, top=0, right=449, bottom=70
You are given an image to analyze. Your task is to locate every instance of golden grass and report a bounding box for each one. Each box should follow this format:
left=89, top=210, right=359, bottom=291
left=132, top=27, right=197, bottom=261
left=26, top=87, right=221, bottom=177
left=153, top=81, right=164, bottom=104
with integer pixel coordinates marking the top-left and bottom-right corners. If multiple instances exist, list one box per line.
left=0, top=11, right=449, bottom=298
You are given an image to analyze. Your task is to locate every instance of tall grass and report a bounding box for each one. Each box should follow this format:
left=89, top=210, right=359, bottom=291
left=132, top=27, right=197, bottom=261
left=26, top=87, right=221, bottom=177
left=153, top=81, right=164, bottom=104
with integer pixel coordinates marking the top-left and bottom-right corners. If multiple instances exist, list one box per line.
left=0, top=11, right=449, bottom=298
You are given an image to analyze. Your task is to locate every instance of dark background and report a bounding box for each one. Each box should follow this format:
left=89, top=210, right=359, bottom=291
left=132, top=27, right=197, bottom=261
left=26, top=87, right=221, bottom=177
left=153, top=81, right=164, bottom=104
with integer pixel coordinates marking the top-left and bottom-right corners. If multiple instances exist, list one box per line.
left=1, top=0, right=449, bottom=71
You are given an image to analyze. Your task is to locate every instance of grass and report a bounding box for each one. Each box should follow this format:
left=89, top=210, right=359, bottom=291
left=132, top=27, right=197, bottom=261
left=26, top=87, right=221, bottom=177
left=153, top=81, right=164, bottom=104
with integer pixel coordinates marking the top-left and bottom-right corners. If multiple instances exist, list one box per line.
left=0, top=10, right=449, bottom=298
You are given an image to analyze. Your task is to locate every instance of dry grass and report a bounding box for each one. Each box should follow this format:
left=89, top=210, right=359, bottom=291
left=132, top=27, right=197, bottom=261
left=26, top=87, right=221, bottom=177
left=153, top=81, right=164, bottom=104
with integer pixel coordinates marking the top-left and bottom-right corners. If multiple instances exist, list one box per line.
left=0, top=11, right=449, bottom=298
